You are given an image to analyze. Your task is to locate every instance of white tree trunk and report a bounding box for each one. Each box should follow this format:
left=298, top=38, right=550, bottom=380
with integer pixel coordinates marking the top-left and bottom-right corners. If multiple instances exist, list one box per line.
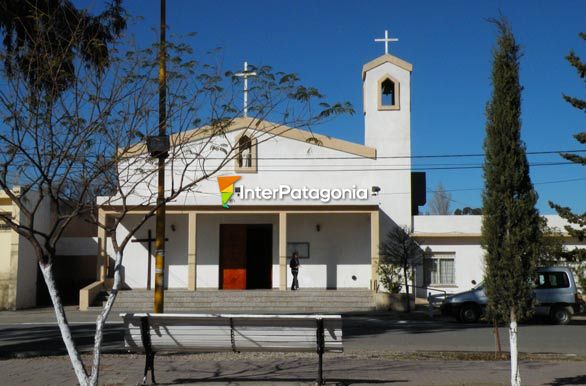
left=509, top=308, right=521, bottom=386
left=88, top=251, right=124, bottom=386
left=39, top=262, right=90, bottom=386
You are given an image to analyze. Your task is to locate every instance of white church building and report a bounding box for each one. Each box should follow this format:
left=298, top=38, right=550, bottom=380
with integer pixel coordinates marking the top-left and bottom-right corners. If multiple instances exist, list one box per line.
left=92, top=33, right=582, bottom=300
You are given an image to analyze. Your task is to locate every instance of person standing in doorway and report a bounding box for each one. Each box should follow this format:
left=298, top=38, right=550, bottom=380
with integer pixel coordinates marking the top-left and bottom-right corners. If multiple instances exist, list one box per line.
left=290, top=252, right=300, bottom=290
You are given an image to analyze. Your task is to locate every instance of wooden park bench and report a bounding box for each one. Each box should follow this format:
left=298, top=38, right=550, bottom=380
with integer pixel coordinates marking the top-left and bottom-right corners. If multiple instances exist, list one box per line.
left=121, top=313, right=343, bottom=385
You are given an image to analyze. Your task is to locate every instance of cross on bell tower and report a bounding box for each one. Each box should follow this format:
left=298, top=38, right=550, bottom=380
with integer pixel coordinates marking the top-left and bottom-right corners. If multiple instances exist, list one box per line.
left=374, top=30, right=399, bottom=55
left=235, top=61, right=257, bottom=118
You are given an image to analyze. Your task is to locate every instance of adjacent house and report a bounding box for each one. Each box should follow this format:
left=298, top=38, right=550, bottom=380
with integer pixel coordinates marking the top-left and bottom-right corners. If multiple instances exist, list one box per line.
left=0, top=188, right=51, bottom=310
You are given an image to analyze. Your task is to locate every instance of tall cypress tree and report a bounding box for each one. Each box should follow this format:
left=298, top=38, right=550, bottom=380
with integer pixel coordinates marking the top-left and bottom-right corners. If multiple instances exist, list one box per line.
left=481, top=19, right=542, bottom=386
left=549, top=33, right=586, bottom=272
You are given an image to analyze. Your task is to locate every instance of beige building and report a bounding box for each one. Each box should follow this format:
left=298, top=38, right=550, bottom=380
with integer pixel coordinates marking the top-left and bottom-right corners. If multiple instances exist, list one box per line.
left=0, top=189, right=50, bottom=310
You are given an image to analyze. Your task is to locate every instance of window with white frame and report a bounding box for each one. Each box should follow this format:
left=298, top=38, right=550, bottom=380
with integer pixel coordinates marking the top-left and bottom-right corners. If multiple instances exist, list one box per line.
left=429, top=253, right=455, bottom=285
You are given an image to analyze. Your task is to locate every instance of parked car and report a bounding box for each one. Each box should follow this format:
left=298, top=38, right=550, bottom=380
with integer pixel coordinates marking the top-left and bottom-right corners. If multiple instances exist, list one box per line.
left=440, top=267, right=582, bottom=325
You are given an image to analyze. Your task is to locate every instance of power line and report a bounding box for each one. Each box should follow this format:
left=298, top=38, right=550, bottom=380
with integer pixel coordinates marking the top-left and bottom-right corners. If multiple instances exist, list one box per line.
left=432, top=177, right=586, bottom=193
left=195, top=161, right=577, bottom=172
left=168, top=149, right=586, bottom=161
left=185, top=176, right=586, bottom=199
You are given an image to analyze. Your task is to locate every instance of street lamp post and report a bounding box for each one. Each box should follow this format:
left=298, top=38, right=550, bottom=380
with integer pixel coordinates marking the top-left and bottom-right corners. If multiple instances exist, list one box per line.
left=152, top=0, right=168, bottom=313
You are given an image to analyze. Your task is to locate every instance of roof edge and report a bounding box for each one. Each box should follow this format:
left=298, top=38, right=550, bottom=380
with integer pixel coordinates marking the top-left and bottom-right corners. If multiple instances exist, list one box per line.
left=362, top=54, right=413, bottom=80
left=120, top=117, right=376, bottom=159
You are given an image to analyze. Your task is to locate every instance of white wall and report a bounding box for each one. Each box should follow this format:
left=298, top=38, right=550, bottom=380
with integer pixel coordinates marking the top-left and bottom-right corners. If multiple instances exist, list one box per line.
left=110, top=130, right=384, bottom=207
left=414, top=237, right=485, bottom=297
left=413, top=215, right=482, bottom=234
left=287, top=213, right=371, bottom=289
left=114, top=214, right=188, bottom=289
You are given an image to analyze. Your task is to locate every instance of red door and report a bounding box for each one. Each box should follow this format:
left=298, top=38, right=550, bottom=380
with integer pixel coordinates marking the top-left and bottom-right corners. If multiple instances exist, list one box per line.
left=219, top=224, right=247, bottom=289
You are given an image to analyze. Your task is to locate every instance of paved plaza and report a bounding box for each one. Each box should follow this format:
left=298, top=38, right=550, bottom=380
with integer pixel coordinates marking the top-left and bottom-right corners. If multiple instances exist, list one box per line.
left=1, top=352, right=585, bottom=385
left=0, top=308, right=585, bottom=385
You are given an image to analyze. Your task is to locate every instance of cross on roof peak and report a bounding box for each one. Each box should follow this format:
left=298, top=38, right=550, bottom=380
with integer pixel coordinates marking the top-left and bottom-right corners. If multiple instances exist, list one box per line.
left=234, top=61, right=257, bottom=118
left=374, top=30, right=399, bottom=55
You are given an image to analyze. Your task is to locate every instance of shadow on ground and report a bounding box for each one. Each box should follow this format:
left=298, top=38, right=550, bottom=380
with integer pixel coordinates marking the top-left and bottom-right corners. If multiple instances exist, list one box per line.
left=0, top=325, right=125, bottom=358
left=166, top=360, right=408, bottom=385
left=342, top=313, right=586, bottom=340
left=548, top=375, right=586, bottom=386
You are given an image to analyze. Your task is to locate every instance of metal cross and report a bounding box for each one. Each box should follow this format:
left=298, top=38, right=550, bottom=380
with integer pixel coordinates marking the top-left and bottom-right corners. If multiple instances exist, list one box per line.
left=234, top=61, right=257, bottom=118
left=374, top=30, right=399, bottom=55
left=132, top=229, right=168, bottom=290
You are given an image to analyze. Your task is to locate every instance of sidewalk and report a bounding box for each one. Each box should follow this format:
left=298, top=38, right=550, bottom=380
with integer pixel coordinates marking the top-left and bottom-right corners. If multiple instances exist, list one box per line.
left=1, top=352, right=584, bottom=385
left=2, top=305, right=582, bottom=325
left=1, top=307, right=584, bottom=385
left=0, top=306, right=107, bottom=325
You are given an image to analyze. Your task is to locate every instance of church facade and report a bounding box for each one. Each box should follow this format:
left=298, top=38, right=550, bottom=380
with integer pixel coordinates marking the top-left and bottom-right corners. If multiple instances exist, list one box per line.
left=97, top=48, right=416, bottom=292
left=94, top=41, right=583, bottom=298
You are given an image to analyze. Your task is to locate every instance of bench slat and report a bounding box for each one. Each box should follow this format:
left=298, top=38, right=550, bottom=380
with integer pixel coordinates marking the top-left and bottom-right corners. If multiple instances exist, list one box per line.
left=122, top=313, right=343, bottom=354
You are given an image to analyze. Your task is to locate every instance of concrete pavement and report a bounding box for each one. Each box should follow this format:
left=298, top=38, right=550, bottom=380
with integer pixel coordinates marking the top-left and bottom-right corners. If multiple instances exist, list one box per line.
left=1, top=308, right=586, bottom=358
left=344, top=316, right=586, bottom=355
left=1, top=307, right=585, bottom=385
left=1, top=353, right=585, bottom=385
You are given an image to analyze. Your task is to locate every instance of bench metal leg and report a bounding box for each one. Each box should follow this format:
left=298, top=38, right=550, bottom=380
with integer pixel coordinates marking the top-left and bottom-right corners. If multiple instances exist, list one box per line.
left=317, top=350, right=323, bottom=385
left=142, top=352, right=156, bottom=385
left=316, top=318, right=325, bottom=385
left=140, top=317, right=157, bottom=385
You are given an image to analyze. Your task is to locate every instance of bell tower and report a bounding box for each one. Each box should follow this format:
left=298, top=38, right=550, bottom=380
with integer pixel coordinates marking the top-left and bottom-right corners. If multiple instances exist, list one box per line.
left=363, top=30, right=412, bottom=154
left=364, top=30, right=414, bottom=227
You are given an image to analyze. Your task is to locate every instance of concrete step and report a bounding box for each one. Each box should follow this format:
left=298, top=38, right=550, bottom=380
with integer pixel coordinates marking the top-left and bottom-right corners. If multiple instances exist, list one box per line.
left=111, top=303, right=373, bottom=309
left=111, top=308, right=374, bottom=314
left=107, top=307, right=375, bottom=313
left=110, top=301, right=374, bottom=308
left=112, top=296, right=372, bottom=301
left=110, top=290, right=373, bottom=298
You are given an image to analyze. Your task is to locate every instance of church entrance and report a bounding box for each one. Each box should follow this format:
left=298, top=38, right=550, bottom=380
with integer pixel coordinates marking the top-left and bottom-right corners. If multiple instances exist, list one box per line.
left=219, top=224, right=272, bottom=290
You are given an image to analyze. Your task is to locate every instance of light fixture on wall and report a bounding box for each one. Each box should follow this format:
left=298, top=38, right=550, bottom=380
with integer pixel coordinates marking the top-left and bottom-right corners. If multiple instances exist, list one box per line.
left=316, top=224, right=321, bottom=232
left=371, top=186, right=381, bottom=196
left=424, top=246, right=432, bottom=258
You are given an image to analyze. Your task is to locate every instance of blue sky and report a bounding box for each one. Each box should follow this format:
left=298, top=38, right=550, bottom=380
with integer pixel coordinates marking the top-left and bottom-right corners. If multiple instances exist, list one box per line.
left=100, top=0, right=585, bottom=214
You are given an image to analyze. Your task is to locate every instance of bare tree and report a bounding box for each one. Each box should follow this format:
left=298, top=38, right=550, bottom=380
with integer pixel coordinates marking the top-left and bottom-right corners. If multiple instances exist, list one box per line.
left=428, top=183, right=452, bottom=215
left=0, top=21, right=352, bottom=386
left=379, top=226, right=424, bottom=312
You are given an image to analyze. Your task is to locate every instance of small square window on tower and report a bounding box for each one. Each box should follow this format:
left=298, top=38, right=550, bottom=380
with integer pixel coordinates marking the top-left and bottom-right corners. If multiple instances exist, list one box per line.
left=378, top=75, right=400, bottom=110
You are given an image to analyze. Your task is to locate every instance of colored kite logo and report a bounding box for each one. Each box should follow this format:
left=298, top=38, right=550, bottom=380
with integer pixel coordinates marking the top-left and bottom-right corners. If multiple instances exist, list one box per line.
left=217, top=176, right=241, bottom=208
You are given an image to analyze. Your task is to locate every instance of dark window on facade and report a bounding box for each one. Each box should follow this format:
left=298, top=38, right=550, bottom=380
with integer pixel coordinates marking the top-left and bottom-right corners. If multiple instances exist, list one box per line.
left=237, top=135, right=252, bottom=168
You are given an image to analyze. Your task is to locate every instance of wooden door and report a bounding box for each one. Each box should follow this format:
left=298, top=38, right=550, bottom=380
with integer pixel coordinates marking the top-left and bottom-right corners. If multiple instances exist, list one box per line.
left=219, top=224, right=247, bottom=289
